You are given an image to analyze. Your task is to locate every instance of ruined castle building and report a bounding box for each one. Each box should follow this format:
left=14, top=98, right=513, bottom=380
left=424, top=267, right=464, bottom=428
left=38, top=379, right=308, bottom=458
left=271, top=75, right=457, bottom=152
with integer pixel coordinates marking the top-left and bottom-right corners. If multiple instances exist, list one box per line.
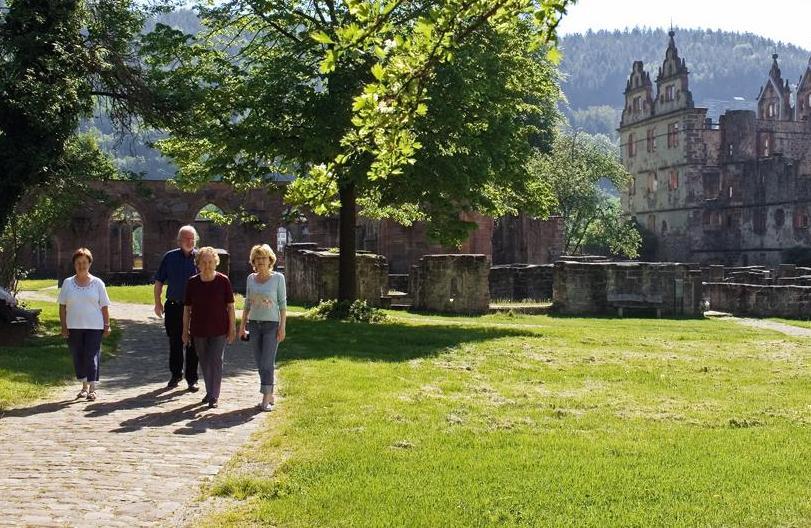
left=619, top=32, right=811, bottom=266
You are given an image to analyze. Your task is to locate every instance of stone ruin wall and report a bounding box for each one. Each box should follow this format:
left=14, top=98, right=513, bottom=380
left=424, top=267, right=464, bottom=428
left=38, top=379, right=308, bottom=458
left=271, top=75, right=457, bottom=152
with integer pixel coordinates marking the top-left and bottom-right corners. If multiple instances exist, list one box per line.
left=284, top=243, right=388, bottom=306
left=409, top=255, right=490, bottom=314
left=552, top=261, right=704, bottom=317
left=703, top=263, right=811, bottom=318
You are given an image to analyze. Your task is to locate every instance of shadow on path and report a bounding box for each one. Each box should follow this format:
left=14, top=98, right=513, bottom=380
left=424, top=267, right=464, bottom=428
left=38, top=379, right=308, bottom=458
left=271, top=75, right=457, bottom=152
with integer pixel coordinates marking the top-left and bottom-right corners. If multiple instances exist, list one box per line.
left=173, top=406, right=262, bottom=435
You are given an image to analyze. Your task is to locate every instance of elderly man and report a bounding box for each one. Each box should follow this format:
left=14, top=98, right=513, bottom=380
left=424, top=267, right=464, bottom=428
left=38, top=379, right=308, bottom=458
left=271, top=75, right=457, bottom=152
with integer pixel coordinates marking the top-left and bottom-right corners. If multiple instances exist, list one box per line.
left=154, top=225, right=200, bottom=391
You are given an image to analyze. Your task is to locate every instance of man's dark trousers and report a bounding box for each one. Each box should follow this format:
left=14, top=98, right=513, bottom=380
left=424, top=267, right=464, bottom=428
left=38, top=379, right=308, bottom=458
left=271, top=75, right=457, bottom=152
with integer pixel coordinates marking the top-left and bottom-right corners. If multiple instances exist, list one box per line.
left=164, top=300, right=198, bottom=385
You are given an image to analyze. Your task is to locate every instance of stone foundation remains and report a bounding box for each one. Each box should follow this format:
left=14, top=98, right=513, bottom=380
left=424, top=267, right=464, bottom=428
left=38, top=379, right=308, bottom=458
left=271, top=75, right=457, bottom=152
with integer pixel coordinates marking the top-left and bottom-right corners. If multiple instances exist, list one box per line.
left=410, top=255, right=489, bottom=314
left=284, top=243, right=388, bottom=306
left=704, top=282, right=811, bottom=318
left=553, top=261, right=704, bottom=317
left=489, top=264, right=554, bottom=301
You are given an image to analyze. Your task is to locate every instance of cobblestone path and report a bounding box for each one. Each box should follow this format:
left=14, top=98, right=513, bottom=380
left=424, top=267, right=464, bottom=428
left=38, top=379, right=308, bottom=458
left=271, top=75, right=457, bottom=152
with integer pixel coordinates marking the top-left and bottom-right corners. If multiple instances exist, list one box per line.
left=0, top=300, right=271, bottom=527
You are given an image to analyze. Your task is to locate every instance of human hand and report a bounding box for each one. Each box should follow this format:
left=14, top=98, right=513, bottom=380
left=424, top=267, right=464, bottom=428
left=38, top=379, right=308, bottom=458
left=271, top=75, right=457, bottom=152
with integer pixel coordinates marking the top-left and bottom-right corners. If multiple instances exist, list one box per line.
left=61, top=327, right=69, bottom=338
left=276, top=326, right=285, bottom=343
left=227, top=327, right=236, bottom=344
left=154, top=303, right=164, bottom=318
left=239, top=327, right=248, bottom=340
left=182, top=330, right=190, bottom=346
left=103, top=325, right=111, bottom=337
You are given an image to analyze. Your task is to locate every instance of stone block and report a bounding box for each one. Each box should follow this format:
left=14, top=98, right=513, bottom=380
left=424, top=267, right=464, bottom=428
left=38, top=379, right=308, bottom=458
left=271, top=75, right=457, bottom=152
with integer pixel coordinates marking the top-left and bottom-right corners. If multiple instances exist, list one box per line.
left=411, top=254, right=489, bottom=314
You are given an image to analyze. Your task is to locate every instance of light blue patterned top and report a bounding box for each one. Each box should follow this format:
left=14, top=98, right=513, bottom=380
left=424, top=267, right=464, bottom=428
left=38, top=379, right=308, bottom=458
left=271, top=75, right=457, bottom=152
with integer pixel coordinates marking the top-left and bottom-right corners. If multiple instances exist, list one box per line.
left=245, top=272, right=287, bottom=322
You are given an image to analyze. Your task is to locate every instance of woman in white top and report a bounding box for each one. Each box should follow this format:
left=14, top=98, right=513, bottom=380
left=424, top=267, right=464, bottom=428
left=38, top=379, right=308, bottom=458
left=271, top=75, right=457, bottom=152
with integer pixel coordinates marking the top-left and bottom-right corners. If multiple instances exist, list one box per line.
left=58, top=248, right=111, bottom=401
left=239, top=244, right=286, bottom=411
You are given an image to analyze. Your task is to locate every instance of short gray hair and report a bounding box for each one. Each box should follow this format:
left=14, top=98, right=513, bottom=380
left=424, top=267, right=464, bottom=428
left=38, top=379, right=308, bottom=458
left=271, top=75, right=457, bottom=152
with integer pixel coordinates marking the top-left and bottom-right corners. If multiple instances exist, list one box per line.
left=177, top=225, right=199, bottom=245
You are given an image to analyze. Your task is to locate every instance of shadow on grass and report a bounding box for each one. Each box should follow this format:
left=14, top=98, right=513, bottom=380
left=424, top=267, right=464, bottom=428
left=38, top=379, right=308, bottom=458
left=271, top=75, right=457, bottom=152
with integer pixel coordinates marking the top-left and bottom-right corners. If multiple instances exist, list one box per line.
left=279, top=317, right=538, bottom=364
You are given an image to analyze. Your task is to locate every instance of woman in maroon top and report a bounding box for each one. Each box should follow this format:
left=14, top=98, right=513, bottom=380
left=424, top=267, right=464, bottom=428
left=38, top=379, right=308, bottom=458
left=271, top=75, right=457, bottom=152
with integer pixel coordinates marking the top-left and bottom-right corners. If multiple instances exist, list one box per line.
left=182, top=247, right=235, bottom=409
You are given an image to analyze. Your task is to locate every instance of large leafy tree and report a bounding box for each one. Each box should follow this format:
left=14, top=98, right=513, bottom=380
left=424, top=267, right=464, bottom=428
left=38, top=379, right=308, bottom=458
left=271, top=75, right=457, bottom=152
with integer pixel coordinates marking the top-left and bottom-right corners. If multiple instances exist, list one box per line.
left=528, top=130, right=641, bottom=258
left=0, top=0, right=166, bottom=241
left=0, top=0, right=172, bottom=289
left=143, top=0, right=572, bottom=301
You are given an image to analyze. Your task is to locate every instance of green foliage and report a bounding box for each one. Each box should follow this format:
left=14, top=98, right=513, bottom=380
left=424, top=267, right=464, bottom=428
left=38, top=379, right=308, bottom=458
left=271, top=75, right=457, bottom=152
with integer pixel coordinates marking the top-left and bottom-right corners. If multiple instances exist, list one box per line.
left=528, top=129, right=640, bottom=257
left=304, top=299, right=388, bottom=323
left=581, top=197, right=641, bottom=258
left=0, top=134, right=120, bottom=290
left=141, top=0, right=573, bottom=247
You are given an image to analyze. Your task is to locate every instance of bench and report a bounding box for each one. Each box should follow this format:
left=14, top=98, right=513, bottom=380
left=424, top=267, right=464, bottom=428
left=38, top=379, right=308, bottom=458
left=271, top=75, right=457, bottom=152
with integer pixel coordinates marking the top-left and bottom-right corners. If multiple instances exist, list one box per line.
left=607, top=293, right=664, bottom=318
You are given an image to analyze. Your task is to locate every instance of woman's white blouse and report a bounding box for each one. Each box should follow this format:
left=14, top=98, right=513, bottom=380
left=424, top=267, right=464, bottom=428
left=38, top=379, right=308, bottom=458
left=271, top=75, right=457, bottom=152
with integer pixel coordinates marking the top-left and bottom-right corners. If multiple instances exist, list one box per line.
left=57, top=275, right=111, bottom=330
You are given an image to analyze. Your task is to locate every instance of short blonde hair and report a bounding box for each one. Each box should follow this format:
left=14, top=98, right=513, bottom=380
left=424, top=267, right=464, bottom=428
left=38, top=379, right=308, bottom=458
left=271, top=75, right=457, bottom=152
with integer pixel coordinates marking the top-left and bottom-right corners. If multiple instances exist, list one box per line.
left=249, top=244, right=276, bottom=269
left=195, top=246, right=220, bottom=267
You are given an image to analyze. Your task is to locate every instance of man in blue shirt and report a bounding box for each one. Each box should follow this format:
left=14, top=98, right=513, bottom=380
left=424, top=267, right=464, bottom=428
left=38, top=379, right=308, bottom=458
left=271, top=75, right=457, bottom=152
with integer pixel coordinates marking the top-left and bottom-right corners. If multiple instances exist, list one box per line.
left=154, top=225, right=200, bottom=390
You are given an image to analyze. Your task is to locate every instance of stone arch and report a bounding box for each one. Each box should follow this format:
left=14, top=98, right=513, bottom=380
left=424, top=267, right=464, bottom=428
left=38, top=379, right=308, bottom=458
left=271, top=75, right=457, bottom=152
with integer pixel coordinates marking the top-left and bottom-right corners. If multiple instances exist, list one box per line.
left=193, top=203, right=228, bottom=249
left=108, top=204, right=145, bottom=272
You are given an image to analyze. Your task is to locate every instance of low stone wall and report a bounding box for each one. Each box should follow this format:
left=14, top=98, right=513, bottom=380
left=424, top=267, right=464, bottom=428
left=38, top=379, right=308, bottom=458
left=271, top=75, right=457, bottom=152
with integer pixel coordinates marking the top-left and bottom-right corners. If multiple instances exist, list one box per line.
left=553, top=261, right=703, bottom=317
left=489, top=264, right=553, bottom=301
left=410, top=254, right=489, bottom=314
left=704, top=282, right=811, bottom=318
left=285, top=243, right=388, bottom=306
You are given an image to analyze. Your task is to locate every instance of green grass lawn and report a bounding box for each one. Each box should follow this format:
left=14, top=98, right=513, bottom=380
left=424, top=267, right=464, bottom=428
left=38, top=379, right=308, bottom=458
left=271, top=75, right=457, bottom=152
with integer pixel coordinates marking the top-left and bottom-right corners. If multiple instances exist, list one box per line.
left=18, top=281, right=250, bottom=310
left=17, top=279, right=57, bottom=291
left=0, top=301, right=121, bottom=410
left=199, top=311, right=811, bottom=527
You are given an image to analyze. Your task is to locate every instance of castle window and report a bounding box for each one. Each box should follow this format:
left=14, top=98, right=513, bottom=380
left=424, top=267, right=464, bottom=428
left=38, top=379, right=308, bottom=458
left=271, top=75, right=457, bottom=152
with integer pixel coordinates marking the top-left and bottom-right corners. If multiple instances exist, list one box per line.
left=703, top=172, right=720, bottom=199
left=667, top=122, right=680, bottom=148
left=647, top=214, right=656, bottom=232
left=775, top=208, right=785, bottom=228
left=647, top=172, right=658, bottom=193
left=665, top=85, right=674, bottom=102
left=728, top=143, right=734, bottom=157
left=703, top=210, right=723, bottom=229
left=794, top=209, right=809, bottom=229
left=753, top=208, right=767, bottom=234
left=633, top=96, right=642, bottom=112
left=629, top=176, right=636, bottom=196
left=661, top=220, right=668, bottom=234
left=646, top=128, right=656, bottom=152
left=763, top=137, right=770, bottom=157
left=627, top=133, right=636, bottom=157
left=668, top=169, right=679, bottom=191
left=728, top=186, right=733, bottom=199
left=767, top=102, right=776, bottom=118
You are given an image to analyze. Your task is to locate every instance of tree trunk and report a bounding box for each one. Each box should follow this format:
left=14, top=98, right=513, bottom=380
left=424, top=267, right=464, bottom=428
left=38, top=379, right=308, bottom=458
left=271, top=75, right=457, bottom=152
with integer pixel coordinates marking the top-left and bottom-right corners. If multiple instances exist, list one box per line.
left=338, top=180, right=357, bottom=302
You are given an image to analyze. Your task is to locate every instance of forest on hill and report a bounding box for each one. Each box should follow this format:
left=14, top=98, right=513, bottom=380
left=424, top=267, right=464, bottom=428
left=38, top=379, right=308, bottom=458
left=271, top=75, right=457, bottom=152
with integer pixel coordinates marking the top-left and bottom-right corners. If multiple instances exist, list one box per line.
left=45, top=8, right=811, bottom=177
left=560, top=28, right=810, bottom=135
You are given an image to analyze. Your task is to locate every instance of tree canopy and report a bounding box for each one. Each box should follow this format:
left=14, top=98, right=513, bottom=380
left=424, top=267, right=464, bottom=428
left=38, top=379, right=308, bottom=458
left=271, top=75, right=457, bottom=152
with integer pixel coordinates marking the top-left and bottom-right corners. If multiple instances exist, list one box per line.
left=528, top=130, right=640, bottom=258
left=142, top=0, right=573, bottom=300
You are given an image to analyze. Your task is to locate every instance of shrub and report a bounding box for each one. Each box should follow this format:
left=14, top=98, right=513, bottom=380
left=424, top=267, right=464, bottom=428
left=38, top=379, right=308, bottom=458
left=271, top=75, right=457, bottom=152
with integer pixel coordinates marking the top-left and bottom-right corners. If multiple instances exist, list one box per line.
left=304, top=299, right=388, bottom=323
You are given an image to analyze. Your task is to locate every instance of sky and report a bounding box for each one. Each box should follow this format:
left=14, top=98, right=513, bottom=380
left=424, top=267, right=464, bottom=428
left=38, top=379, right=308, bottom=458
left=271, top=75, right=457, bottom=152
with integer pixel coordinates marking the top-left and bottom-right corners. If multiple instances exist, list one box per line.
left=558, top=0, right=811, bottom=51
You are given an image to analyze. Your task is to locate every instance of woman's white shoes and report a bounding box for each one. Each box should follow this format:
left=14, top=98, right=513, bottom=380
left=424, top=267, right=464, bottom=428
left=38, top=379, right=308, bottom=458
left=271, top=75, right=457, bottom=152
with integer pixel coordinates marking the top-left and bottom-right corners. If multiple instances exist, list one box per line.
left=259, top=402, right=274, bottom=412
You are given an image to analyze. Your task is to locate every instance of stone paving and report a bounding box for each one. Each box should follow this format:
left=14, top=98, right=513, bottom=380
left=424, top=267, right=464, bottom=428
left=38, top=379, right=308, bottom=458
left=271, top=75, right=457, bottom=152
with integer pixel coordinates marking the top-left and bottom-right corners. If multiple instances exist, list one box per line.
left=0, top=300, right=271, bottom=527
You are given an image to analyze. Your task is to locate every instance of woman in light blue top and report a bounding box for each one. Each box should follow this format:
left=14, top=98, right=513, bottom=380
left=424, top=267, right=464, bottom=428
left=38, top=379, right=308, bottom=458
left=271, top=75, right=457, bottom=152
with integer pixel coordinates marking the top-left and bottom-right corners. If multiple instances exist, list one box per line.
left=239, top=244, right=287, bottom=411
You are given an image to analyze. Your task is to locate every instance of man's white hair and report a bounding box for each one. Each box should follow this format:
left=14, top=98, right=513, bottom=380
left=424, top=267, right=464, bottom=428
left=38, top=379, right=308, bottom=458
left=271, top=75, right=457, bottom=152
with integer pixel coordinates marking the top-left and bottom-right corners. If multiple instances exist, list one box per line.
left=177, top=225, right=199, bottom=245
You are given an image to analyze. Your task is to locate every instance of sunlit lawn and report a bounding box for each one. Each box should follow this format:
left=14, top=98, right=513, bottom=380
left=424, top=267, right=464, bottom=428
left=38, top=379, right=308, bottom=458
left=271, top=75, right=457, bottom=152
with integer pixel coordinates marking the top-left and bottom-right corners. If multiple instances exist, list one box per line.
left=18, top=280, right=250, bottom=310
left=198, top=311, right=811, bottom=527
left=0, top=301, right=120, bottom=410
left=17, top=279, right=58, bottom=291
